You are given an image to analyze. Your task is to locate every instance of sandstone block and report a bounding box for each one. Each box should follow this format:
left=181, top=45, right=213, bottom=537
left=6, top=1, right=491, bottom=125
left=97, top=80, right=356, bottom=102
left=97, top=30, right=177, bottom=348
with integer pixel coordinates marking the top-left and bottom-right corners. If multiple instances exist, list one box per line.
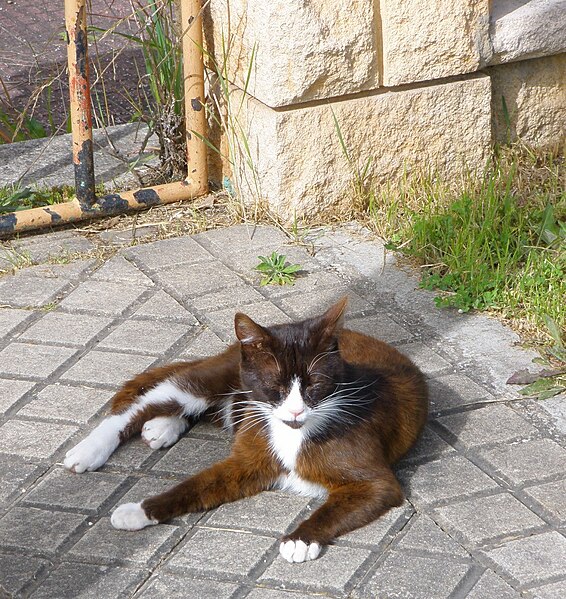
left=205, top=0, right=378, bottom=107
left=489, top=54, right=566, bottom=147
left=229, top=75, right=492, bottom=218
left=490, top=0, right=566, bottom=65
left=380, top=0, right=491, bottom=86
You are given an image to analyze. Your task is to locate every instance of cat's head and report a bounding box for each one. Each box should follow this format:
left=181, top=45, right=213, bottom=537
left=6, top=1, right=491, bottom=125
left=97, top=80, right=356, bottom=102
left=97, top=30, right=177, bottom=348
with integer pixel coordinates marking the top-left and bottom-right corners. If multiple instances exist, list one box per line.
left=234, top=297, right=348, bottom=432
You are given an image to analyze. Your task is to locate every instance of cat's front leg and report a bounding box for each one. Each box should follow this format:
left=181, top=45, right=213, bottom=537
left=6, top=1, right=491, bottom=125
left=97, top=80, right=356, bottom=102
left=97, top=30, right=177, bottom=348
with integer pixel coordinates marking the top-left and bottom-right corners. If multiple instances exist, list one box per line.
left=280, top=475, right=403, bottom=562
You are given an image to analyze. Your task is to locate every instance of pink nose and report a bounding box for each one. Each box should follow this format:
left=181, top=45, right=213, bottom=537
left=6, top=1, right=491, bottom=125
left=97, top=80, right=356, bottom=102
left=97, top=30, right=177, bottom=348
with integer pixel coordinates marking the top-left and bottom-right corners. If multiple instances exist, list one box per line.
left=289, top=408, right=304, bottom=418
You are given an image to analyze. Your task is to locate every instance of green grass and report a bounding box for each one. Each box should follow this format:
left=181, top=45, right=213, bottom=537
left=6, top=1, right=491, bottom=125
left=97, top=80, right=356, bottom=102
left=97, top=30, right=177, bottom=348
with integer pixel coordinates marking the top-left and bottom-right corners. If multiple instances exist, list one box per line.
left=369, top=145, right=565, bottom=345
left=0, top=185, right=76, bottom=214
left=255, top=252, right=302, bottom=286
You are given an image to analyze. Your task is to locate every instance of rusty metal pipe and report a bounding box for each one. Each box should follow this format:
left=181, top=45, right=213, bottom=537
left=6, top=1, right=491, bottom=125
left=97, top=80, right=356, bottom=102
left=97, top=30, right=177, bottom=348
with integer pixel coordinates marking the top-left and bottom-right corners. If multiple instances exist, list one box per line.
left=65, top=0, right=96, bottom=207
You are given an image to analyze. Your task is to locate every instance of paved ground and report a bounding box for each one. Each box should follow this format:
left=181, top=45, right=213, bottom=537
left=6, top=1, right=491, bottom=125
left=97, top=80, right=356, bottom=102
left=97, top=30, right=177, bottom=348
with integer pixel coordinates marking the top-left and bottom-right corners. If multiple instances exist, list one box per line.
left=0, top=223, right=565, bottom=598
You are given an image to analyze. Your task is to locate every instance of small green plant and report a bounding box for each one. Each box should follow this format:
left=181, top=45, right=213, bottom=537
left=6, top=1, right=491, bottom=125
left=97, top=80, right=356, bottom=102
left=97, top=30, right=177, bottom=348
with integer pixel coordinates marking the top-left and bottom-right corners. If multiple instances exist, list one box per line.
left=0, top=185, right=75, bottom=214
left=255, top=252, right=301, bottom=286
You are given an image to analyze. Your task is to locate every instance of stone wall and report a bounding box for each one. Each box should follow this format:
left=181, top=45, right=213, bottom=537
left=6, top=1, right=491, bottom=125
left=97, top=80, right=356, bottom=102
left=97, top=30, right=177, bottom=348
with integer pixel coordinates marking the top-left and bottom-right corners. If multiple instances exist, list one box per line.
left=204, top=0, right=566, bottom=217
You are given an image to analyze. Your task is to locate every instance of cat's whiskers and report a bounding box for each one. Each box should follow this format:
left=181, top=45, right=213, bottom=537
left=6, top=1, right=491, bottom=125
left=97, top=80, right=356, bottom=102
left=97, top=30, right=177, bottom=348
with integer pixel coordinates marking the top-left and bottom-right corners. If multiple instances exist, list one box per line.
left=307, top=350, right=340, bottom=374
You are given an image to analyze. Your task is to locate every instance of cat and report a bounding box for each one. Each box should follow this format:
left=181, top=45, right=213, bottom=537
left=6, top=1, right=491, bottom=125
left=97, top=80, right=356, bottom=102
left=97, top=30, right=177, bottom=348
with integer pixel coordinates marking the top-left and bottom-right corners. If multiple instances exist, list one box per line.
left=64, top=297, right=428, bottom=563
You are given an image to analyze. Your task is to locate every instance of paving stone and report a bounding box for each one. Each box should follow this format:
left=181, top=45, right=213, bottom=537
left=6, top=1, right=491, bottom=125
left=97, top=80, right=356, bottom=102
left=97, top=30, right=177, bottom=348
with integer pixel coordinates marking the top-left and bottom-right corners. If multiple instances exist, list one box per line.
left=125, top=236, right=213, bottom=270
left=0, top=455, right=43, bottom=505
left=206, top=490, right=310, bottom=535
left=177, top=327, right=229, bottom=360
left=104, top=437, right=156, bottom=470
left=436, top=404, right=539, bottom=449
left=18, top=383, right=109, bottom=423
left=61, top=351, right=156, bottom=388
left=0, top=553, right=49, bottom=597
left=23, top=260, right=96, bottom=280
left=68, top=517, right=179, bottom=565
left=98, top=226, right=160, bottom=245
left=245, top=589, right=323, bottom=599
left=116, top=476, right=181, bottom=506
left=399, top=455, right=500, bottom=507
left=530, top=579, right=566, bottom=599
left=166, top=528, right=274, bottom=578
left=356, top=552, right=470, bottom=599
left=0, top=307, right=34, bottom=338
left=97, top=319, right=188, bottom=356
left=347, top=313, right=414, bottom=344
left=477, top=438, right=566, bottom=486
left=188, top=284, right=266, bottom=313
left=91, top=256, right=155, bottom=286
left=18, top=311, right=113, bottom=346
left=395, top=342, right=451, bottom=375
left=481, top=531, right=566, bottom=586
left=155, top=261, right=249, bottom=300
left=29, top=562, right=145, bottom=599
left=394, top=513, right=470, bottom=558
left=401, top=426, right=456, bottom=462
left=466, top=569, right=521, bottom=599
left=0, top=273, right=70, bottom=308
left=340, top=501, right=413, bottom=546
left=0, top=378, right=35, bottom=414
left=135, top=572, right=239, bottom=599
left=58, top=280, right=148, bottom=316
left=188, top=419, right=232, bottom=440
left=202, top=301, right=291, bottom=342
left=13, top=232, right=96, bottom=262
left=195, top=224, right=288, bottom=254
left=151, top=437, right=231, bottom=476
left=431, top=492, right=546, bottom=547
left=23, top=468, right=125, bottom=514
left=537, top=394, right=566, bottom=435
left=0, top=342, right=77, bottom=378
left=0, top=419, right=78, bottom=458
left=259, top=544, right=372, bottom=594
left=0, top=507, right=85, bottom=554
left=428, top=374, right=494, bottom=413
left=132, top=290, right=199, bottom=323
left=523, top=478, right=566, bottom=523
left=280, top=288, right=372, bottom=320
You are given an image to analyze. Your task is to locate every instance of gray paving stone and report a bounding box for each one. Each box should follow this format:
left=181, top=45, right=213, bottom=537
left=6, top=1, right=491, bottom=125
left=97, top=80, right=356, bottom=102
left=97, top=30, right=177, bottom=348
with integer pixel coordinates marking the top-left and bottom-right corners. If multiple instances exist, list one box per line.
left=0, top=507, right=85, bottom=554
left=151, top=437, right=231, bottom=476
left=97, top=319, right=189, bottom=355
left=29, top=562, right=145, bottom=599
left=195, top=224, right=288, bottom=254
left=466, top=569, right=521, bottom=599
left=0, top=378, right=35, bottom=414
left=530, top=579, right=566, bottom=599
left=61, top=351, right=156, bottom=388
left=0, top=455, right=43, bottom=505
left=13, top=232, right=96, bottom=262
left=0, top=273, right=70, bottom=308
left=436, top=404, right=539, bottom=449
left=91, top=256, right=155, bottom=286
left=104, top=437, right=156, bottom=470
left=395, top=341, right=451, bottom=375
left=0, top=307, right=34, bottom=338
left=537, top=394, right=566, bottom=435
left=188, top=284, right=266, bottom=313
left=0, top=553, right=49, bottom=597
left=356, top=552, right=470, bottom=599
left=0, top=342, right=77, bottom=378
left=98, top=226, right=160, bottom=245
left=477, top=438, right=566, bottom=486
left=18, top=383, right=109, bottom=423
left=68, top=517, right=179, bottom=565
left=340, top=501, right=413, bottom=547
left=394, top=513, right=470, bottom=558
left=202, top=301, right=291, bottom=342
left=431, top=492, right=546, bottom=547
left=188, top=419, right=232, bottom=440
left=280, top=288, right=372, bottom=320
left=22, top=259, right=95, bottom=280
left=132, top=290, right=199, bottom=323
left=428, top=374, right=494, bottom=413
left=206, top=490, right=310, bottom=535
left=125, top=236, right=214, bottom=270
left=18, top=311, right=113, bottom=346
left=399, top=455, right=500, bottom=507
left=23, top=468, right=125, bottom=514
left=177, top=327, right=229, bottom=360
left=260, top=544, right=371, bottom=595
left=347, top=313, right=414, bottom=344
left=116, top=477, right=181, bottom=506
left=401, top=426, right=456, bottom=462
left=481, top=531, right=566, bottom=586
left=58, top=280, right=148, bottom=316
left=245, top=589, right=322, bottom=599
left=523, top=478, right=566, bottom=523
left=166, top=528, right=275, bottom=578
left=0, top=419, right=78, bottom=458
left=135, top=573, right=239, bottom=599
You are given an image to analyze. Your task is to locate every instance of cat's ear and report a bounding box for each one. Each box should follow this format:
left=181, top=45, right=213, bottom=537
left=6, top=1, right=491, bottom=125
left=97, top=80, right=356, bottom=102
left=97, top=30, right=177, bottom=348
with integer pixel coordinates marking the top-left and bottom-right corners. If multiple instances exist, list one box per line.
left=235, top=313, right=270, bottom=346
left=317, top=296, right=348, bottom=337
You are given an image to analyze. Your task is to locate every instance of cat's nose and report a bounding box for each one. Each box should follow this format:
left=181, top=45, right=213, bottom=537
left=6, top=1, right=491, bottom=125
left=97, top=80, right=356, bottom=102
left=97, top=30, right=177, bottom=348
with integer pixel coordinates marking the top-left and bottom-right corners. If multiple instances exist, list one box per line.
left=290, top=408, right=304, bottom=418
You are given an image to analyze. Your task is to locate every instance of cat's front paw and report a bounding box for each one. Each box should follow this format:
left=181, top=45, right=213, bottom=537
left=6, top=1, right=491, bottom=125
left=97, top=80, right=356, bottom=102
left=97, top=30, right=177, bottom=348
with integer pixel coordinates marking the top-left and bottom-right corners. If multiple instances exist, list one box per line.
left=141, top=416, right=187, bottom=449
left=280, top=539, right=322, bottom=563
left=64, top=436, right=114, bottom=473
left=111, top=502, right=157, bottom=531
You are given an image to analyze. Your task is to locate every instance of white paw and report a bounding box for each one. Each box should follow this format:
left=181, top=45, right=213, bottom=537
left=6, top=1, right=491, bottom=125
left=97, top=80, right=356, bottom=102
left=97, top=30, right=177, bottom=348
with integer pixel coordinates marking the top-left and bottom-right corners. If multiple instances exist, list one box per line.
left=111, top=502, right=157, bottom=531
left=64, top=431, right=116, bottom=473
left=141, top=416, right=188, bottom=449
left=280, top=539, right=321, bottom=563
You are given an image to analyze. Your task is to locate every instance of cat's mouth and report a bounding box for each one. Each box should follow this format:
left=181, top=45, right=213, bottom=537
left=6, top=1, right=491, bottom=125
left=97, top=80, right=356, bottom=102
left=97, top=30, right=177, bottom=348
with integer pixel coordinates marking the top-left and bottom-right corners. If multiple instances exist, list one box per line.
left=281, top=419, right=305, bottom=429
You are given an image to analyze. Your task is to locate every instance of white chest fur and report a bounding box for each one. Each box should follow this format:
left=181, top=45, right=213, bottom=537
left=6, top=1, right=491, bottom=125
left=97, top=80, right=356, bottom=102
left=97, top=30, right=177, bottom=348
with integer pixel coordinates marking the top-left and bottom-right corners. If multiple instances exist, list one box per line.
left=268, top=418, right=328, bottom=499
